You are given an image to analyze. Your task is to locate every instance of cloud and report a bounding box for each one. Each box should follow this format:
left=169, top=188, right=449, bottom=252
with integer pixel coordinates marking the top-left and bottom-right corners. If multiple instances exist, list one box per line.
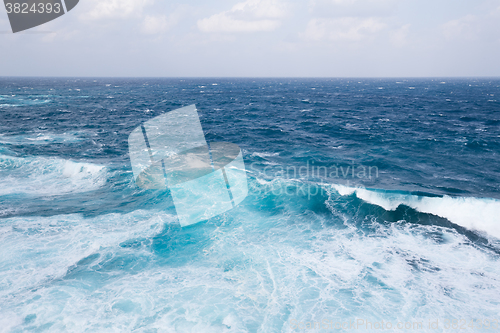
left=141, top=15, right=169, bottom=34
left=82, top=0, right=153, bottom=21
left=442, top=15, right=479, bottom=40
left=197, top=0, right=288, bottom=33
left=390, top=24, right=410, bottom=46
left=301, top=17, right=386, bottom=41
left=441, top=6, right=500, bottom=42
left=301, top=0, right=397, bottom=43
left=309, top=0, right=399, bottom=17
left=141, top=7, right=186, bottom=35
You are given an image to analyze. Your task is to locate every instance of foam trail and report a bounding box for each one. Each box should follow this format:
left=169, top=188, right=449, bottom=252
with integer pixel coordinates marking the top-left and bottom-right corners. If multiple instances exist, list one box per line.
left=0, top=210, right=171, bottom=301
left=0, top=154, right=107, bottom=196
left=0, top=95, right=51, bottom=108
left=333, top=185, right=500, bottom=239
left=0, top=132, right=84, bottom=145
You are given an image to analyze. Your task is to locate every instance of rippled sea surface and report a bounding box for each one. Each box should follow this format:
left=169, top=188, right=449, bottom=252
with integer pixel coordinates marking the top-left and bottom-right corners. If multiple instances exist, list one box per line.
left=1, top=78, right=499, bottom=332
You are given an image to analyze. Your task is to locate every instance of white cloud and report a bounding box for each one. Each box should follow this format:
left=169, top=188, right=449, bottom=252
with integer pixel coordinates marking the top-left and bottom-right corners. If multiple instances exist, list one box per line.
left=391, top=23, right=410, bottom=46
left=197, top=0, right=288, bottom=33
left=309, top=0, right=399, bottom=17
left=301, top=17, right=386, bottom=41
left=441, top=6, right=500, bottom=42
left=198, top=17, right=280, bottom=33
left=82, top=0, right=153, bottom=21
left=442, top=15, right=479, bottom=40
left=302, top=0, right=397, bottom=44
left=141, top=15, right=169, bottom=34
left=141, top=7, right=186, bottom=35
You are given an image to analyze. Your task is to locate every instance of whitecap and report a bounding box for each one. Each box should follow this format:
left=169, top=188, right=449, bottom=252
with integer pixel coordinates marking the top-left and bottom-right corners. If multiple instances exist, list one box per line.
left=251, top=152, right=279, bottom=158
left=0, top=132, right=84, bottom=145
left=0, top=154, right=108, bottom=196
left=332, top=185, right=500, bottom=239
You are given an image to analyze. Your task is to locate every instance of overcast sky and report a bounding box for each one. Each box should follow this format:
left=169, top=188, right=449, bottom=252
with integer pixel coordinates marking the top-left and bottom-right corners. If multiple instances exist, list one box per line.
left=1, top=0, right=499, bottom=77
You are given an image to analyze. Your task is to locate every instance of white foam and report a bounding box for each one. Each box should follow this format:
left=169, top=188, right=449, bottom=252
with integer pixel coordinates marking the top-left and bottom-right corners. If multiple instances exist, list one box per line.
left=0, top=211, right=171, bottom=301
left=0, top=312, right=22, bottom=333
left=1, top=196, right=500, bottom=331
left=332, top=184, right=356, bottom=196
left=333, top=185, right=500, bottom=239
left=0, top=132, right=84, bottom=145
left=251, top=152, right=279, bottom=158
left=0, top=154, right=107, bottom=196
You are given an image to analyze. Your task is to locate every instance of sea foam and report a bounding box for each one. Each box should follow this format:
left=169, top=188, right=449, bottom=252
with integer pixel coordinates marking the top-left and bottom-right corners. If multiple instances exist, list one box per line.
left=0, top=154, right=107, bottom=196
left=333, top=185, right=500, bottom=239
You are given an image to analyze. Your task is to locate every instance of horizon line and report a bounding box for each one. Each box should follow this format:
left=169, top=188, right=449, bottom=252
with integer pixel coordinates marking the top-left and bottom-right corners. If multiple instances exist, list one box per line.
left=1, top=76, right=500, bottom=79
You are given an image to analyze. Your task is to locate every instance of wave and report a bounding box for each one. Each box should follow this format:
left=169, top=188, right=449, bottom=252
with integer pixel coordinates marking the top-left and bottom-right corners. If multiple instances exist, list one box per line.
left=0, top=132, right=84, bottom=145
left=0, top=210, right=171, bottom=301
left=332, top=185, right=500, bottom=240
left=0, top=96, right=51, bottom=108
left=1, top=176, right=499, bottom=331
left=250, top=151, right=279, bottom=158
left=0, top=154, right=107, bottom=196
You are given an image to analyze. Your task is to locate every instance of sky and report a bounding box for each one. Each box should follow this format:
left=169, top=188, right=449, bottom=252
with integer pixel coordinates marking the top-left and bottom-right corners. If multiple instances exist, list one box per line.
left=1, top=0, right=500, bottom=77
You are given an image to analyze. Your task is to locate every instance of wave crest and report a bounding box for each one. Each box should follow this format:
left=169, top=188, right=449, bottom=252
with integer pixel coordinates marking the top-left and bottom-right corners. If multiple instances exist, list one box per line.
left=333, top=185, right=500, bottom=239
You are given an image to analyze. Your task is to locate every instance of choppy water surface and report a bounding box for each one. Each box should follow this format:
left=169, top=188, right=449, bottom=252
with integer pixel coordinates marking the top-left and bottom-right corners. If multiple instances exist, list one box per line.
left=1, top=78, right=499, bottom=332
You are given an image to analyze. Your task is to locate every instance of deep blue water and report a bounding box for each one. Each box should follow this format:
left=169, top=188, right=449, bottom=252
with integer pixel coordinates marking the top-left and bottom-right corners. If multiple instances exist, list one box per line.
left=0, top=78, right=499, bottom=332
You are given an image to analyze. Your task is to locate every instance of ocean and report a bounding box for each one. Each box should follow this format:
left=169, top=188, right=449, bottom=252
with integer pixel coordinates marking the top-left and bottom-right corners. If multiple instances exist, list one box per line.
left=0, top=78, right=499, bottom=332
